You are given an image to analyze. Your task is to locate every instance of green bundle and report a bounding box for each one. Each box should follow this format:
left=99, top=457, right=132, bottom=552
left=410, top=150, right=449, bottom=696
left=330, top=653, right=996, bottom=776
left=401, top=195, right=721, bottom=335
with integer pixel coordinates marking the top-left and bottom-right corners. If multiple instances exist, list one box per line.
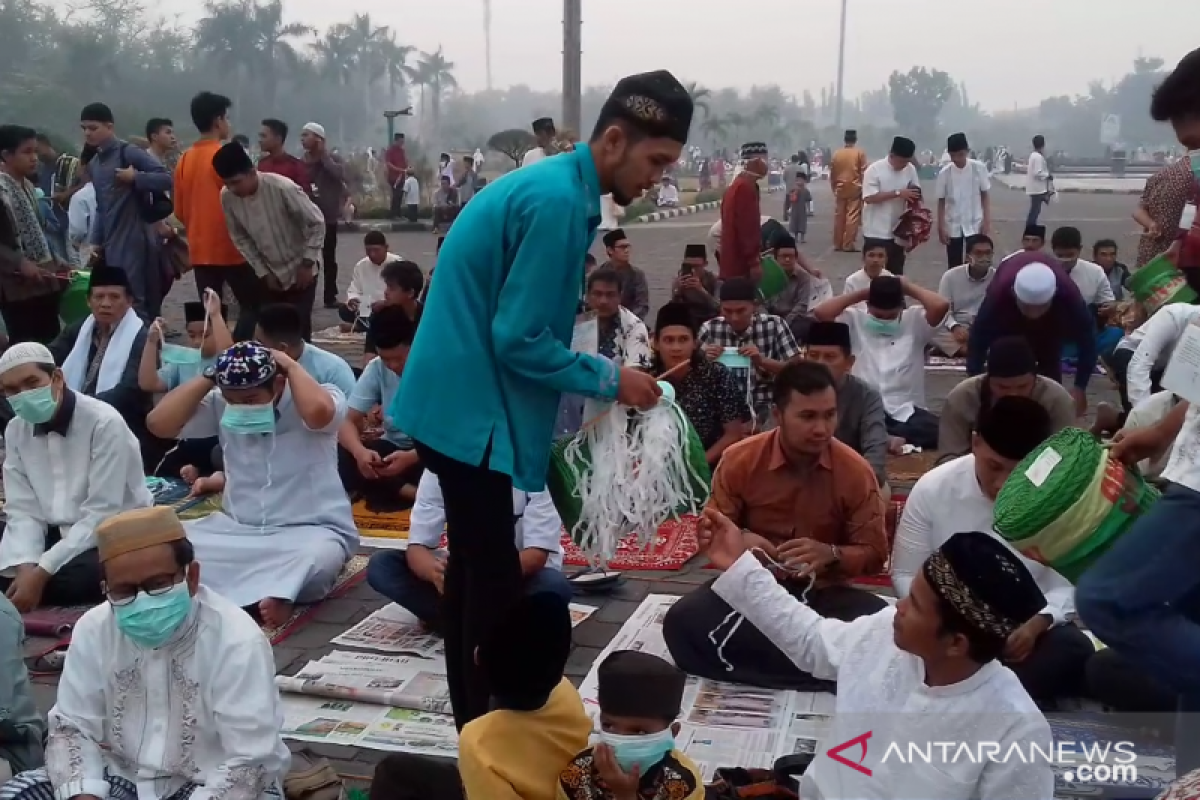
left=993, top=427, right=1159, bottom=582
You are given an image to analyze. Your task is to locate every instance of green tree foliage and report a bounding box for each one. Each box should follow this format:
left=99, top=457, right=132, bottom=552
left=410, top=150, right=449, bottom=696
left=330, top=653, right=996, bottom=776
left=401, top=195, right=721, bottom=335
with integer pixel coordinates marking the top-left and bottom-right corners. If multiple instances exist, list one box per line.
left=887, top=67, right=955, bottom=148
left=486, top=129, right=536, bottom=167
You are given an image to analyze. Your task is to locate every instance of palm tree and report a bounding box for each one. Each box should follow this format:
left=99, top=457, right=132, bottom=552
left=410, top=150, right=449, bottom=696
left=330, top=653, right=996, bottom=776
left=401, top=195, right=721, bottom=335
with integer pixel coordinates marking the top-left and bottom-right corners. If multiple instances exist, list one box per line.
left=245, top=0, right=311, bottom=110
left=310, top=27, right=356, bottom=140
left=700, top=116, right=726, bottom=148
left=379, top=34, right=416, bottom=109
left=684, top=81, right=712, bottom=118
left=195, top=0, right=310, bottom=111
left=417, top=47, right=457, bottom=135
left=338, top=13, right=391, bottom=132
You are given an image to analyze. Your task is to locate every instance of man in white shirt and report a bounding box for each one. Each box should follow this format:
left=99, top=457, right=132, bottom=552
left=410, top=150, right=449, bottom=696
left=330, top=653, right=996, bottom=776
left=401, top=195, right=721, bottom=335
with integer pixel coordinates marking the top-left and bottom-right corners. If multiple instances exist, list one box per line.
left=656, top=175, right=680, bottom=207
left=1051, top=226, right=1115, bottom=308
left=861, top=136, right=920, bottom=275
left=67, top=148, right=97, bottom=258
left=935, top=132, right=991, bottom=270
left=892, top=396, right=1094, bottom=704
left=365, top=471, right=572, bottom=629
left=814, top=275, right=950, bottom=450
left=521, top=117, right=556, bottom=167
left=1000, top=224, right=1046, bottom=263
left=401, top=169, right=419, bottom=222
left=1126, top=302, right=1200, bottom=407
left=699, top=509, right=1053, bottom=800
left=933, top=234, right=995, bottom=356
left=2, top=506, right=290, bottom=800
left=0, top=342, right=153, bottom=612
left=339, top=229, right=401, bottom=331
left=1024, top=134, right=1052, bottom=227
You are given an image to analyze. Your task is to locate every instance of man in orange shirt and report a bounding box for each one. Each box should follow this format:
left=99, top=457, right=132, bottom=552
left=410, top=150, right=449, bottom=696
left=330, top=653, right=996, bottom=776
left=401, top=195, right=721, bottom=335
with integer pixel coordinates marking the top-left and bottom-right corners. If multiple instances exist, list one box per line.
left=830, top=129, right=869, bottom=252
left=718, top=142, right=766, bottom=282
left=173, top=91, right=259, bottom=340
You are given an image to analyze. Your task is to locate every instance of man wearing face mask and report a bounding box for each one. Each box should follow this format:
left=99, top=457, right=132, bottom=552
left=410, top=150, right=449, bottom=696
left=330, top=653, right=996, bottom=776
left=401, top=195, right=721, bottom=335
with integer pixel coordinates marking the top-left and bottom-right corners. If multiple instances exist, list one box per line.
left=718, top=142, right=768, bottom=282
left=145, top=341, right=358, bottom=630
left=933, top=234, right=996, bottom=356
left=1, top=506, right=291, bottom=800
left=0, top=342, right=153, bottom=613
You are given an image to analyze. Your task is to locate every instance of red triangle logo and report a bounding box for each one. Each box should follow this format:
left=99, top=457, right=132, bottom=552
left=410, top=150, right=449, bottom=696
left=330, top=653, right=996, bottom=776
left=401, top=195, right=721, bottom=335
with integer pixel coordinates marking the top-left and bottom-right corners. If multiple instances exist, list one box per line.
left=827, top=731, right=873, bottom=776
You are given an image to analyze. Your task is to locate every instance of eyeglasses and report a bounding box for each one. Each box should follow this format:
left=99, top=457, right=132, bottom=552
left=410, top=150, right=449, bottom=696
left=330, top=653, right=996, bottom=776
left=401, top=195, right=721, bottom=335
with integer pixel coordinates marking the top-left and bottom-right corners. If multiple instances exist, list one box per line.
left=104, top=574, right=184, bottom=606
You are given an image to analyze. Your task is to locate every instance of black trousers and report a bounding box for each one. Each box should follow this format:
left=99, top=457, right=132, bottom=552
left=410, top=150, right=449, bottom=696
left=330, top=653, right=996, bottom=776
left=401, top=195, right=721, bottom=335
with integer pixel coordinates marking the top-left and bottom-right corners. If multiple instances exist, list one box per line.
left=390, top=184, right=406, bottom=218
left=0, top=292, right=62, bottom=345
left=154, top=436, right=221, bottom=479
left=885, top=407, right=940, bottom=450
left=337, top=439, right=424, bottom=510
left=663, top=578, right=888, bottom=691
left=1005, top=624, right=1096, bottom=705
left=1106, top=346, right=1165, bottom=415
left=371, top=753, right=463, bottom=800
left=862, top=237, right=907, bottom=275
left=193, top=263, right=262, bottom=341
left=322, top=222, right=339, bottom=304
left=946, top=236, right=968, bottom=270
left=262, top=279, right=317, bottom=342
left=0, top=524, right=104, bottom=607
left=414, top=439, right=520, bottom=730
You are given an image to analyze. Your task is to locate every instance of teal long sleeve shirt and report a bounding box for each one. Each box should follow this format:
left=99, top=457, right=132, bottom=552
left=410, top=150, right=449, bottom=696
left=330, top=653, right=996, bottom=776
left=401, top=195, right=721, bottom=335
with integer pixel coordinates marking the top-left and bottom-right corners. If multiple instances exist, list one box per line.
left=391, top=144, right=618, bottom=492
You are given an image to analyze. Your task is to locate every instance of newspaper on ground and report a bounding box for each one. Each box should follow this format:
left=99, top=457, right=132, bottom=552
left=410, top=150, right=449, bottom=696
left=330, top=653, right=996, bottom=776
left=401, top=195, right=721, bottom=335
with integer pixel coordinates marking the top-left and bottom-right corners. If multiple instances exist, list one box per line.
left=277, top=651, right=453, bottom=713
left=577, top=594, right=834, bottom=781
left=331, top=601, right=598, bottom=656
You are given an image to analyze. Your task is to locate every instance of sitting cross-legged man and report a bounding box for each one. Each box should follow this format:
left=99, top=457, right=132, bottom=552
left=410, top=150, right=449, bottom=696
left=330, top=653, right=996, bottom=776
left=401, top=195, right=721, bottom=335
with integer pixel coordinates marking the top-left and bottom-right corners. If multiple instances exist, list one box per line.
left=0, top=343, right=153, bottom=612
left=1, top=506, right=291, bottom=800
left=338, top=306, right=424, bottom=510
left=145, top=341, right=358, bottom=629
left=662, top=361, right=890, bottom=690
left=366, top=470, right=573, bottom=631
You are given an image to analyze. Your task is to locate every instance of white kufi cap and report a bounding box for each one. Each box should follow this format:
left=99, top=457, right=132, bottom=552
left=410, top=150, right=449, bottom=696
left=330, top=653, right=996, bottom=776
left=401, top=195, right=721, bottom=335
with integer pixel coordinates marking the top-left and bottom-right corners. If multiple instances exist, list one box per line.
left=1013, top=262, right=1057, bottom=305
left=302, top=122, right=326, bottom=139
left=0, top=342, right=56, bottom=376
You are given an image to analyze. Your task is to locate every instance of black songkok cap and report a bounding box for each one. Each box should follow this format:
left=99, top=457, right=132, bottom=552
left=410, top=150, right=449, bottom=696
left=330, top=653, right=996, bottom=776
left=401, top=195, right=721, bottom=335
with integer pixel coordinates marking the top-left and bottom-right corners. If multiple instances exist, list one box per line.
left=80, top=102, right=114, bottom=124
left=602, top=70, right=694, bottom=144
left=890, top=136, right=916, bottom=159
left=184, top=302, right=227, bottom=323
left=684, top=244, right=707, bottom=260
left=720, top=277, right=757, bottom=303
left=655, top=301, right=697, bottom=335
left=740, top=142, right=768, bottom=159
left=88, top=265, right=130, bottom=290
left=867, top=275, right=904, bottom=311
left=844, top=129, right=858, bottom=142
left=985, top=336, right=1037, bottom=378
left=922, top=531, right=1047, bottom=641
left=602, top=228, right=628, bottom=248
left=1023, top=224, right=1046, bottom=239
left=212, top=141, right=254, bottom=179
left=773, top=232, right=797, bottom=251
left=597, top=650, right=686, bottom=721
left=947, top=132, right=969, bottom=153
left=532, top=117, right=555, bottom=134
left=805, top=321, right=852, bottom=351
left=976, top=396, right=1052, bottom=462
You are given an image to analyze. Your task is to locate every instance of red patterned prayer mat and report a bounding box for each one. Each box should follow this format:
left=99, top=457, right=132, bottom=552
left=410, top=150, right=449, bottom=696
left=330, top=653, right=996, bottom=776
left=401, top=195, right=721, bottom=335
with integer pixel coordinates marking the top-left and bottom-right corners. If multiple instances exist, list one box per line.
left=560, top=515, right=700, bottom=571
left=851, top=493, right=907, bottom=589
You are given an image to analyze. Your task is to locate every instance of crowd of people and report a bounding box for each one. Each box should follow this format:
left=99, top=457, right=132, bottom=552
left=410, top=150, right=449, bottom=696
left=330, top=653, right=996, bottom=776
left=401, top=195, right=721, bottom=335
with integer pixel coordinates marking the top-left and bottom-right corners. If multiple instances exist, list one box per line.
left=0, top=44, right=1200, bottom=800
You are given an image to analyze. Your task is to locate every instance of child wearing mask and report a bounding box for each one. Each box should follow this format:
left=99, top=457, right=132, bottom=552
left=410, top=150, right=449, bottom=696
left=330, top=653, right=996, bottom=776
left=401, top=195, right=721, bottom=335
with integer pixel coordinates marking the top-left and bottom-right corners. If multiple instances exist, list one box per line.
left=557, top=650, right=703, bottom=800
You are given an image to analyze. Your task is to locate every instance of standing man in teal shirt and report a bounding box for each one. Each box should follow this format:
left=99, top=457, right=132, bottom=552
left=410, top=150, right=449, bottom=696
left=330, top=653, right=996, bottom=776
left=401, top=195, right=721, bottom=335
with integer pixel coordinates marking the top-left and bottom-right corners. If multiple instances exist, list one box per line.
left=391, top=70, right=693, bottom=729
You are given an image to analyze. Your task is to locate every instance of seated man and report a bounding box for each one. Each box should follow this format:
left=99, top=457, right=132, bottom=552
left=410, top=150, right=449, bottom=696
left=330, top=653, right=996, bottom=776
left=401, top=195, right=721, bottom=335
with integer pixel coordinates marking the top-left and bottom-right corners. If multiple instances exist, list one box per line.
left=458, top=593, right=591, bottom=800
left=3, top=506, right=290, bottom=800
left=1053, top=225, right=1115, bottom=309
left=145, top=341, right=358, bottom=628
left=364, top=260, right=425, bottom=360
left=431, top=175, right=459, bottom=233
left=813, top=275, right=949, bottom=450
left=0, top=593, right=44, bottom=781
left=48, top=265, right=151, bottom=461
left=933, top=234, right=995, bottom=356
left=0, top=343, right=153, bottom=611
left=840, top=241, right=893, bottom=301
left=255, top=303, right=356, bottom=399
left=663, top=361, right=890, bottom=690
left=999, top=223, right=1045, bottom=262
left=338, top=306, right=423, bottom=509
left=938, top=336, right=1075, bottom=460
left=340, top=230, right=401, bottom=332
left=652, top=302, right=747, bottom=465
left=1126, top=300, right=1200, bottom=409
left=367, top=470, right=572, bottom=629
left=670, top=244, right=719, bottom=325
left=802, top=321, right=888, bottom=488
left=656, top=176, right=680, bottom=207
left=764, top=233, right=823, bottom=343
left=700, top=514, right=1053, bottom=799
left=698, top=277, right=802, bottom=430
left=891, top=396, right=1094, bottom=704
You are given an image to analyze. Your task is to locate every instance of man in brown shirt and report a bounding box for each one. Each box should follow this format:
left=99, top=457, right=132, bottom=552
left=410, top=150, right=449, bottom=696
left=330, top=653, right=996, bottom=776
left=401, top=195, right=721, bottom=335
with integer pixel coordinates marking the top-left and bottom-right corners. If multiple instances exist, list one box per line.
left=662, top=360, right=889, bottom=690
left=830, top=130, right=869, bottom=252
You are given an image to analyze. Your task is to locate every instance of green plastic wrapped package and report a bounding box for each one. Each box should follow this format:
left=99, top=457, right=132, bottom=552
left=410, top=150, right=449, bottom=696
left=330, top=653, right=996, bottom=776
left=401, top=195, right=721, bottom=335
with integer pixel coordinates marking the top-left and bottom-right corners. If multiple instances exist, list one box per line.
left=59, top=270, right=91, bottom=327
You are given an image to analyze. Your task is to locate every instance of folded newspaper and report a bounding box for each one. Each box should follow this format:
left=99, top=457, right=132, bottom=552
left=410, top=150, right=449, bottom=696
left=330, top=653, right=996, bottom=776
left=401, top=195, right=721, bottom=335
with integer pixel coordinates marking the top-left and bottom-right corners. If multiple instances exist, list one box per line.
left=277, top=651, right=452, bottom=714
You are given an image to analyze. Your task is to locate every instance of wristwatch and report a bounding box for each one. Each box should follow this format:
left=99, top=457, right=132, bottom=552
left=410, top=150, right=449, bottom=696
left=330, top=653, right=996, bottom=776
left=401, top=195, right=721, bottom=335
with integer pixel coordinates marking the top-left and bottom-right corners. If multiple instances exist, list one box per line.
left=201, top=364, right=218, bottom=383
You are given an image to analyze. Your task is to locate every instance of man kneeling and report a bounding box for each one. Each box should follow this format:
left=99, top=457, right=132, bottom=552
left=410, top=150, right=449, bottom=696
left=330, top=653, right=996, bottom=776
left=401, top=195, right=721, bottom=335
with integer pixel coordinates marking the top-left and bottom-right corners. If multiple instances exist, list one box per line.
left=146, top=342, right=358, bottom=628
left=2, top=506, right=290, bottom=800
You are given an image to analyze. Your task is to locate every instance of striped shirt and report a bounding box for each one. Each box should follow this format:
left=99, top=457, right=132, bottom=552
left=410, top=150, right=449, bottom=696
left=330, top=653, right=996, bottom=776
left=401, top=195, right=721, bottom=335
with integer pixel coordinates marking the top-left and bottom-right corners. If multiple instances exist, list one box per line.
left=220, top=172, right=325, bottom=288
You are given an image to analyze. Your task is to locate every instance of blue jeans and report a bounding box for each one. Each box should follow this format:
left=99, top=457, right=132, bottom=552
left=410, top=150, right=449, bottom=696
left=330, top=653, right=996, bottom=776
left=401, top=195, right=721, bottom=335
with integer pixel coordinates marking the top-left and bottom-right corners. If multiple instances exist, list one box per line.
left=366, top=549, right=574, bottom=624
left=1025, top=192, right=1050, bottom=227
left=1077, top=483, right=1200, bottom=772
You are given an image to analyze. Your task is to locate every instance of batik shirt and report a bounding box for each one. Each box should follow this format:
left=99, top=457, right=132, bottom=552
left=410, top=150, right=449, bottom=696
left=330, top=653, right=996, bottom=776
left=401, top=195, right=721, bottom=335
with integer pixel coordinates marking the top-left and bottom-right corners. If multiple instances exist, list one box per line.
left=698, top=312, right=801, bottom=408
left=557, top=747, right=703, bottom=800
left=663, top=357, right=750, bottom=449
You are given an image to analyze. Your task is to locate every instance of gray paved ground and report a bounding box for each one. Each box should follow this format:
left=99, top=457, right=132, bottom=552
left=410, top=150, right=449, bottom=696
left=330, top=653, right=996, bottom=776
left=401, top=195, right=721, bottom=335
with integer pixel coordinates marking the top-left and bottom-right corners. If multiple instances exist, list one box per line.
left=26, top=179, right=1135, bottom=781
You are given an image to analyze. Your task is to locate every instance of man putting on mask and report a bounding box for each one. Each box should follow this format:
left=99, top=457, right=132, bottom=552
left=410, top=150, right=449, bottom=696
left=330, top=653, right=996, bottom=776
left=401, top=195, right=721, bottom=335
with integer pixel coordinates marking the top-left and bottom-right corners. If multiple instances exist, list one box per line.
left=145, top=341, right=358, bottom=628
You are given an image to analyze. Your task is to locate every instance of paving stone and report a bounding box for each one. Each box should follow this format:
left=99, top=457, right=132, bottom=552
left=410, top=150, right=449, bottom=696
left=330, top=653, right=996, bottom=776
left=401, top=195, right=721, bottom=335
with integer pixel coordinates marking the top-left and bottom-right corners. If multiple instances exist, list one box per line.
left=312, top=597, right=372, bottom=625
left=594, top=599, right=642, bottom=624
left=646, top=581, right=699, bottom=597
left=565, top=645, right=604, bottom=677
left=278, top=622, right=349, bottom=651
left=609, top=579, right=651, bottom=602
left=273, top=646, right=306, bottom=673
left=571, top=620, right=622, bottom=649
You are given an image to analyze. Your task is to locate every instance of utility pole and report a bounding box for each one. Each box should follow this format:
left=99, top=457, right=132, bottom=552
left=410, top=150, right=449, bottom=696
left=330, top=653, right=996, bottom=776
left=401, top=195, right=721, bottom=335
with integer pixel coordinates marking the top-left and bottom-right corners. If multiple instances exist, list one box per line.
left=562, top=0, right=582, bottom=134
left=835, top=0, right=847, bottom=129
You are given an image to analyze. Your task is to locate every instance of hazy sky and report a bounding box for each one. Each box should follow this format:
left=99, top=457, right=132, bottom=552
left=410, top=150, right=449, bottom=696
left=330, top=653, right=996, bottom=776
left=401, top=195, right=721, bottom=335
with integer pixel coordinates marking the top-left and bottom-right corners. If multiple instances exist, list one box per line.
left=159, top=0, right=1198, bottom=110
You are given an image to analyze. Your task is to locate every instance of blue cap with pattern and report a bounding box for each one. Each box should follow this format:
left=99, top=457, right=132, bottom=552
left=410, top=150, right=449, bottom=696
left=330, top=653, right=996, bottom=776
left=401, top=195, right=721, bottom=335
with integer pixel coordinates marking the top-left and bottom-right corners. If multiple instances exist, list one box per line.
left=214, top=341, right=277, bottom=389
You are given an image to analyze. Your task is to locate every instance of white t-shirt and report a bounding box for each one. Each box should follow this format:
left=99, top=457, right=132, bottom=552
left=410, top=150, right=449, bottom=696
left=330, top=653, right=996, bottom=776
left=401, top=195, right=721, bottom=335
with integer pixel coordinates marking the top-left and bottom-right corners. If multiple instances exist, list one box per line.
left=934, top=159, right=991, bottom=237
left=346, top=253, right=401, bottom=310
left=862, top=159, right=920, bottom=240
left=521, top=147, right=547, bottom=167
left=841, top=305, right=935, bottom=422
left=842, top=268, right=894, bottom=310
left=1064, top=258, right=1115, bottom=306
left=402, top=176, right=419, bottom=205
left=1026, top=151, right=1051, bottom=195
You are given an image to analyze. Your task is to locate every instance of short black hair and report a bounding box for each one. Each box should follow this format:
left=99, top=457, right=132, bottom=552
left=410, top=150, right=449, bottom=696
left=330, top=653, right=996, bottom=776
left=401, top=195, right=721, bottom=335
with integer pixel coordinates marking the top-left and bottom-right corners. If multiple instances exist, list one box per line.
left=170, top=538, right=196, bottom=569
left=382, top=260, right=424, bottom=295
left=35, top=133, right=51, bottom=146
left=189, top=91, right=232, bottom=134
left=1050, top=226, right=1082, bottom=251
left=363, top=230, right=387, bottom=248
left=80, top=102, right=114, bottom=123
left=232, top=134, right=250, bottom=148
left=371, top=305, right=417, bottom=350
left=587, top=267, right=621, bottom=292
left=145, top=118, right=173, bottom=139
left=1093, top=238, right=1119, bottom=255
left=976, top=395, right=1052, bottom=462
left=261, top=118, right=288, bottom=142
left=255, top=303, right=304, bottom=345
left=0, top=125, right=37, bottom=159
left=589, top=112, right=646, bottom=146
left=1151, top=48, right=1200, bottom=123
left=773, top=360, right=837, bottom=408
left=967, top=234, right=994, bottom=253
left=1032, top=134, right=1045, bottom=149
left=862, top=241, right=889, bottom=256
left=935, top=593, right=1007, bottom=664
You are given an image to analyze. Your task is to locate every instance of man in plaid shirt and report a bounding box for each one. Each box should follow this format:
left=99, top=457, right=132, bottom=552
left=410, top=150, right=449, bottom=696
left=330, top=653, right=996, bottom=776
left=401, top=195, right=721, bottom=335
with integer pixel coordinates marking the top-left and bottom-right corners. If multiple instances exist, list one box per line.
left=699, top=277, right=802, bottom=429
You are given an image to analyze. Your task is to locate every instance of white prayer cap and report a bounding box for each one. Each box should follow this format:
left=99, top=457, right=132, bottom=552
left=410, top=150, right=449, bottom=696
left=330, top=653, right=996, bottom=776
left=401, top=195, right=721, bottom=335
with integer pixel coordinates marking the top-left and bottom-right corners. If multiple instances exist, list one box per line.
left=1013, top=263, right=1057, bottom=305
left=0, top=342, right=56, bottom=376
left=301, top=122, right=326, bottom=139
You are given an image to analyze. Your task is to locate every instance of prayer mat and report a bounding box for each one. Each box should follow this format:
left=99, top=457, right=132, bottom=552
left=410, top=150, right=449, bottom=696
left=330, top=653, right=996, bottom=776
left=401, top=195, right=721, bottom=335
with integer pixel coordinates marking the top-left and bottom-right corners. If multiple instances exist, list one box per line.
left=21, top=605, right=87, bottom=638
left=849, top=493, right=906, bottom=589
left=352, top=500, right=412, bottom=539
left=262, top=554, right=370, bottom=645
left=924, top=354, right=1106, bottom=377
left=560, top=515, right=700, bottom=571
left=1046, top=714, right=1174, bottom=795
left=887, top=450, right=941, bottom=484
left=174, top=492, right=225, bottom=520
